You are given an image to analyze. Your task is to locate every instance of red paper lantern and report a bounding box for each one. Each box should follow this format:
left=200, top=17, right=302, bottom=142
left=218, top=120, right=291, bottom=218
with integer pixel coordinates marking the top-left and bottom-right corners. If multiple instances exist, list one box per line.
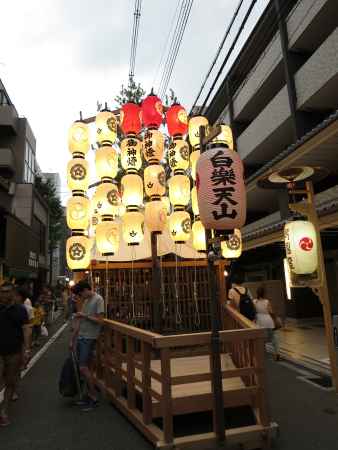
left=166, top=103, right=188, bottom=137
left=196, top=146, right=246, bottom=230
left=141, top=92, right=163, bottom=129
left=120, top=102, right=142, bottom=136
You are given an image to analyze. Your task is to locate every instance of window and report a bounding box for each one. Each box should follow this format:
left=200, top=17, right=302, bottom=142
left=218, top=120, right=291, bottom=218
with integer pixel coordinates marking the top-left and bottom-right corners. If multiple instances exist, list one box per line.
left=32, top=215, right=46, bottom=255
left=24, top=141, right=35, bottom=183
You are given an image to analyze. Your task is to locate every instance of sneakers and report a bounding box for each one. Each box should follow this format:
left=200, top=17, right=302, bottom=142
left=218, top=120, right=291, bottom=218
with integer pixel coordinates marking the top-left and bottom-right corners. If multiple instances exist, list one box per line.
left=80, top=397, right=99, bottom=412
left=0, top=415, right=10, bottom=427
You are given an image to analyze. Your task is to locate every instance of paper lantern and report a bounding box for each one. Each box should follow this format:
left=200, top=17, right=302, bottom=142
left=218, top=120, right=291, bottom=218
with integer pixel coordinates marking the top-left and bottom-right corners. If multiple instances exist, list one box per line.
left=192, top=220, right=206, bottom=252
left=66, top=195, right=90, bottom=231
left=95, top=145, right=118, bottom=180
left=68, top=121, right=90, bottom=156
left=191, top=186, right=199, bottom=216
left=90, top=211, right=101, bottom=235
left=93, top=182, right=120, bottom=216
left=96, top=219, right=120, bottom=255
left=190, top=150, right=200, bottom=181
left=221, top=229, right=242, bottom=259
left=284, top=221, right=318, bottom=274
left=144, top=165, right=166, bottom=198
left=169, top=210, right=191, bottom=243
left=120, top=137, right=142, bottom=172
left=66, top=234, right=91, bottom=270
left=121, top=174, right=143, bottom=208
left=144, top=200, right=167, bottom=233
left=196, top=147, right=246, bottom=230
left=96, top=110, right=117, bottom=146
left=122, top=211, right=144, bottom=246
left=188, top=116, right=209, bottom=148
left=120, top=102, right=142, bottom=135
left=166, top=103, right=188, bottom=137
left=67, top=157, right=89, bottom=192
left=143, top=129, right=165, bottom=163
left=213, top=124, right=234, bottom=150
left=168, top=139, right=190, bottom=172
left=168, top=174, right=190, bottom=207
left=161, top=196, right=171, bottom=215
left=141, top=93, right=163, bottom=129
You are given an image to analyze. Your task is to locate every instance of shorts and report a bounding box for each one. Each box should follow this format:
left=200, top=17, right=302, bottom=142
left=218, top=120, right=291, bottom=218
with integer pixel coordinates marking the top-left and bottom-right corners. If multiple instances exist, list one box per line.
left=76, top=338, right=96, bottom=368
left=0, top=352, right=22, bottom=387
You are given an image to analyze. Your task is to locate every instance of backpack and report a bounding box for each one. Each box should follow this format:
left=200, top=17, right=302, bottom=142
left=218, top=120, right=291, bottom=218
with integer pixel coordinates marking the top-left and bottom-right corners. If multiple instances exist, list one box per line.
left=59, top=352, right=82, bottom=398
left=234, top=288, right=256, bottom=321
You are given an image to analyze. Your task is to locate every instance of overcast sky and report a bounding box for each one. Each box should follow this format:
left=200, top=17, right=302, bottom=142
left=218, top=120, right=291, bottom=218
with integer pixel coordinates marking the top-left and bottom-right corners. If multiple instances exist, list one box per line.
left=0, top=0, right=268, bottom=203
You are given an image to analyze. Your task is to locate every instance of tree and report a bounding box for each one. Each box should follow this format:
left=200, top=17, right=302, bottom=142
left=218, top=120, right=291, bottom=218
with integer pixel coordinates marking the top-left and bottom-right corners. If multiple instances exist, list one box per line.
left=35, top=176, right=65, bottom=285
left=114, top=78, right=146, bottom=106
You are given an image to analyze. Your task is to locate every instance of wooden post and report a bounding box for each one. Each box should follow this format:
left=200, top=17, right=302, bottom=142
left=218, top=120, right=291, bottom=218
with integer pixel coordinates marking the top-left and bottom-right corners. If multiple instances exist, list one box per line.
left=151, top=232, right=162, bottom=333
left=114, top=331, right=123, bottom=397
left=161, top=348, right=174, bottom=445
left=142, top=342, right=152, bottom=424
left=127, top=336, right=136, bottom=409
left=253, top=337, right=270, bottom=427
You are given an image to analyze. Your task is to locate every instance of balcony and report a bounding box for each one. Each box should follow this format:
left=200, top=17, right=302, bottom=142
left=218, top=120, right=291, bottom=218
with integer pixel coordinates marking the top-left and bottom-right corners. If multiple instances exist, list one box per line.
left=0, top=148, right=15, bottom=178
left=0, top=105, right=19, bottom=136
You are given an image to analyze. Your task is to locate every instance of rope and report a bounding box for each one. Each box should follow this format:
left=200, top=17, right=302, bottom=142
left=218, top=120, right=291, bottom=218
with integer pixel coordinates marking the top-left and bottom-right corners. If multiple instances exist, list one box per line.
left=174, top=246, right=182, bottom=325
left=160, top=255, right=167, bottom=319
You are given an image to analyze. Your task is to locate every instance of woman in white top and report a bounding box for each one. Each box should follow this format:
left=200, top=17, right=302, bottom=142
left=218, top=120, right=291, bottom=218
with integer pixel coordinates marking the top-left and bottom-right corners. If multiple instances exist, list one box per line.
left=254, top=285, right=280, bottom=361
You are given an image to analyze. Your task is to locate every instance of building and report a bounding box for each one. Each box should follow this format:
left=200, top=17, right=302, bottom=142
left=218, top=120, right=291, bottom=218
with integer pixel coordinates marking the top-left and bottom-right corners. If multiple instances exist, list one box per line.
left=0, top=79, right=49, bottom=289
left=205, top=0, right=338, bottom=319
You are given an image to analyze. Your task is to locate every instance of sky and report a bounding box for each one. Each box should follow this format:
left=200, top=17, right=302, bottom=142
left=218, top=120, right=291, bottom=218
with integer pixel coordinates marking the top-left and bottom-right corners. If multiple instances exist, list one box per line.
left=0, top=0, right=268, bottom=203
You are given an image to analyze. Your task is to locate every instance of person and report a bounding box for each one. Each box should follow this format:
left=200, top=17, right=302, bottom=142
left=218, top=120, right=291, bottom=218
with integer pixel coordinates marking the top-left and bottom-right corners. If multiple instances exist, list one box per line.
left=0, top=284, right=30, bottom=426
left=228, top=273, right=256, bottom=321
left=254, top=285, right=280, bottom=361
left=38, top=286, right=53, bottom=326
left=32, top=301, right=45, bottom=346
left=69, top=281, right=105, bottom=411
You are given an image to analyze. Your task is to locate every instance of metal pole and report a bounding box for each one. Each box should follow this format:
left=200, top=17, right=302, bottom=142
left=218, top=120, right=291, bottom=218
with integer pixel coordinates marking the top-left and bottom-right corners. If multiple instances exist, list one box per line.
left=151, top=231, right=162, bottom=333
left=200, top=126, right=226, bottom=446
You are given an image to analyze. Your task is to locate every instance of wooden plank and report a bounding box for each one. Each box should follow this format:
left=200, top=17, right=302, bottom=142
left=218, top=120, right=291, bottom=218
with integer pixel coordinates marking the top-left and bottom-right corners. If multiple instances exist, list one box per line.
left=154, top=332, right=211, bottom=348
left=103, top=318, right=161, bottom=343
left=160, top=348, right=174, bottom=445
left=171, top=367, right=256, bottom=386
left=127, top=336, right=136, bottom=409
left=142, top=342, right=153, bottom=424
left=253, top=338, right=270, bottom=427
left=225, top=305, right=258, bottom=329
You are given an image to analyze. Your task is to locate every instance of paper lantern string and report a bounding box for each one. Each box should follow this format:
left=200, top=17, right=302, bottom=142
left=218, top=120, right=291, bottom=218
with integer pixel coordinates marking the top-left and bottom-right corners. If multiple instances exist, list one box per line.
left=174, top=247, right=182, bottom=325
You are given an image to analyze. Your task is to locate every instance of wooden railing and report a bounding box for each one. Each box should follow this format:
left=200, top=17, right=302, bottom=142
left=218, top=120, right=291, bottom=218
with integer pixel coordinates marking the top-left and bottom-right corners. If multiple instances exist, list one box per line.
left=92, top=310, right=272, bottom=449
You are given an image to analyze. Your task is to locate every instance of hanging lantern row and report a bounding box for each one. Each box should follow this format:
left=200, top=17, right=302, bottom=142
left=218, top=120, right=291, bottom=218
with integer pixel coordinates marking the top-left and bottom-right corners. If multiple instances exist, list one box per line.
left=65, top=93, right=248, bottom=271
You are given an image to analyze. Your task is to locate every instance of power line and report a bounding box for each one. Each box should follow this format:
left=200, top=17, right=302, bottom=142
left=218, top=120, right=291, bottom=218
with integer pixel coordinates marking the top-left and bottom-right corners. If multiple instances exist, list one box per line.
left=200, top=0, right=258, bottom=111
left=158, top=0, right=194, bottom=100
left=129, top=0, right=143, bottom=82
left=191, top=0, right=245, bottom=112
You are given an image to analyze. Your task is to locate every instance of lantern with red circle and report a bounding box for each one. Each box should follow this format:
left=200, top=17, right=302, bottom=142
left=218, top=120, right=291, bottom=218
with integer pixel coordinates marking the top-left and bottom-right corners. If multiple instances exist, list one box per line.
left=166, top=103, right=188, bottom=137
left=284, top=221, right=318, bottom=275
left=141, top=92, right=163, bottom=129
left=120, top=102, right=142, bottom=136
left=196, top=146, right=246, bottom=230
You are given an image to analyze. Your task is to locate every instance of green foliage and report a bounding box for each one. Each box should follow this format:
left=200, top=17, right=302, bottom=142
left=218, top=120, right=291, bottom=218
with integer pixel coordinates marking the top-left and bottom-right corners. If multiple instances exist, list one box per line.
left=114, top=78, right=146, bottom=106
left=34, top=176, right=64, bottom=250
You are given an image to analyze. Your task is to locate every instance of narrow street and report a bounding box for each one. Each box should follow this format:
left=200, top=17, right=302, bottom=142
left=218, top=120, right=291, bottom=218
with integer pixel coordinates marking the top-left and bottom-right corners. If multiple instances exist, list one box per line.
left=1, top=320, right=337, bottom=450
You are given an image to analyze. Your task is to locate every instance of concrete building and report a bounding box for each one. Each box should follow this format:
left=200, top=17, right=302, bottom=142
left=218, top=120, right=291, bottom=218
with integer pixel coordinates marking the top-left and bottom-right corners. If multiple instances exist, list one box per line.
left=205, top=0, right=338, bottom=319
left=0, top=79, right=49, bottom=288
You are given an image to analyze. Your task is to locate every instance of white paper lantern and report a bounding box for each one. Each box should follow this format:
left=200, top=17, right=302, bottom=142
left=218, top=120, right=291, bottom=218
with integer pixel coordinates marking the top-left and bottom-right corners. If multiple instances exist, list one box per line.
left=196, top=146, right=246, bottom=230
left=96, top=110, right=117, bottom=145
left=121, top=174, right=143, bottom=208
left=122, top=211, right=144, bottom=246
left=68, top=121, right=90, bottom=156
left=161, top=196, right=171, bottom=215
left=188, top=116, right=209, bottom=149
left=144, top=165, right=166, bottom=198
left=144, top=200, right=167, bottom=233
left=143, top=129, right=164, bottom=163
left=168, top=139, right=190, bottom=172
left=66, top=195, right=90, bottom=231
left=66, top=234, right=91, bottom=270
left=95, top=145, right=118, bottom=180
left=120, top=136, right=142, bottom=172
left=192, top=220, right=206, bottom=252
left=169, top=210, right=191, bottom=243
left=284, top=221, right=318, bottom=274
left=190, top=150, right=200, bottom=181
left=92, top=182, right=120, bottom=217
left=67, top=158, right=89, bottom=192
left=96, top=220, right=120, bottom=255
left=213, top=124, right=234, bottom=150
left=191, top=186, right=199, bottom=216
left=168, top=174, right=190, bottom=207
left=221, top=229, right=242, bottom=259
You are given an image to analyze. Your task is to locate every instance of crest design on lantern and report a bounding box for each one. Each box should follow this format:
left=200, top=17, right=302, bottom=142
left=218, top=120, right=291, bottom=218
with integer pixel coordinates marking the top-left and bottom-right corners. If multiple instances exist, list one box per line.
left=69, top=243, right=86, bottom=260
left=299, top=237, right=313, bottom=251
left=107, top=189, right=120, bottom=206
left=182, top=218, right=191, bottom=233
left=226, top=234, right=241, bottom=250
left=71, top=164, right=86, bottom=180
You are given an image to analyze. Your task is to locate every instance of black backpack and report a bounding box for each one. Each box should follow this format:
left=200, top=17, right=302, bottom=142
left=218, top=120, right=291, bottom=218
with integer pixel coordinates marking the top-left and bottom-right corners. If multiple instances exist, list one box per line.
left=59, top=352, right=82, bottom=398
left=235, top=288, right=256, bottom=321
